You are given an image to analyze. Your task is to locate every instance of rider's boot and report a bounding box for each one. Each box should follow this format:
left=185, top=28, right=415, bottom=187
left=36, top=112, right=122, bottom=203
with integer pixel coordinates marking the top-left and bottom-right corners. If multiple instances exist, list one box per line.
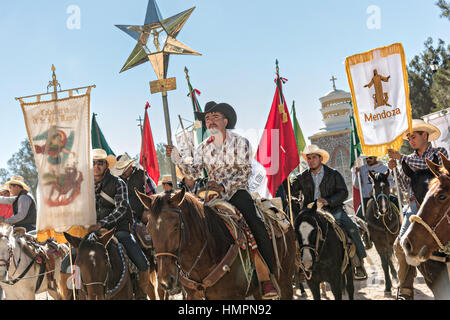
left=254, top=251, right=279, bottom=299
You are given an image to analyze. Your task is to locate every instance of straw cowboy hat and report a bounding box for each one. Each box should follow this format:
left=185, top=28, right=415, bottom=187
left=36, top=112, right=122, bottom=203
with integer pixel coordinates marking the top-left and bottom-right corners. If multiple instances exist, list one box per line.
left=403, top=119, right=441, bottom=141
left=195, top=101, right=237, bottom=130
left=4, top=176, right=30, bottom=191
left=92, top=149, right=117, bottom=168
left=302, top=145, right=330, bottom=164
left=111, top=154, right=136, bottom=177
left=0, top=185, right=9, bottom=193
left=158, top=175, right=173, bottom=186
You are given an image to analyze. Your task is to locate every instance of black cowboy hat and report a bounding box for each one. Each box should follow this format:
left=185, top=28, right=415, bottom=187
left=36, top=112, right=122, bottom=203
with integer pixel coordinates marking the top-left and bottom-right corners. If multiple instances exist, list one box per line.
left=195, top=101, right=237, bottom=130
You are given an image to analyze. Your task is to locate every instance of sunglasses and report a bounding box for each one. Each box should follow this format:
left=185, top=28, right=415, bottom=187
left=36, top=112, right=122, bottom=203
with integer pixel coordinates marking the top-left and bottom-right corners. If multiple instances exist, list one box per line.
left=93, top=160, right=106, bottom=166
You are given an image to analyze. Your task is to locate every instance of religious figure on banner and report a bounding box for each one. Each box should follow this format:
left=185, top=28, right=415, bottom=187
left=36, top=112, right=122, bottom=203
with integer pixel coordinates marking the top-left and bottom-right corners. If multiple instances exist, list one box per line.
left=364, top=69, right=392, bottom=109
left=33, top=126, right=83, bottom=207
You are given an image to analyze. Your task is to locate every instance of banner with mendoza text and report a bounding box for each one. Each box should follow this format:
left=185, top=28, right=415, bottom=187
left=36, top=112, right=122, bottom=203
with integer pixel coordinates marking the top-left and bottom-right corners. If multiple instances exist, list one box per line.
left=20, top=91, right=96, bottom=243
left=345, top=43, right=413, bottom=157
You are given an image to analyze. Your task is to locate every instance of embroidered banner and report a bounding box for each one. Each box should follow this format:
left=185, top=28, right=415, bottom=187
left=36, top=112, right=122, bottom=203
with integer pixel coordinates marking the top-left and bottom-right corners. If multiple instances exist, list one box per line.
left=423, top=108, right=450, bottom=153
left=345, top=43, right=413, bottom=156
left=20, top=92, right=96, bottom=243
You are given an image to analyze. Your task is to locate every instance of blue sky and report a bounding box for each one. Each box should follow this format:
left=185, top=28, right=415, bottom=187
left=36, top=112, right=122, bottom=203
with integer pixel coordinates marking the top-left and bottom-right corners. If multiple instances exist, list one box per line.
left=0, top=0, right=448, bottom=169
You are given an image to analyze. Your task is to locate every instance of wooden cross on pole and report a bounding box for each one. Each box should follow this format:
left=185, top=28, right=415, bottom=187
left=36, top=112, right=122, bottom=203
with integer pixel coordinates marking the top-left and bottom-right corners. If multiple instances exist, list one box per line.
left=330, top=76, right=337, bottom=91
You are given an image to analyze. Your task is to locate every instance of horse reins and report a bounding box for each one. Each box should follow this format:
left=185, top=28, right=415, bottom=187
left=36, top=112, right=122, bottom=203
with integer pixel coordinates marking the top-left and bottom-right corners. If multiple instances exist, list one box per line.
left=372, top=192, right=400, bottom=235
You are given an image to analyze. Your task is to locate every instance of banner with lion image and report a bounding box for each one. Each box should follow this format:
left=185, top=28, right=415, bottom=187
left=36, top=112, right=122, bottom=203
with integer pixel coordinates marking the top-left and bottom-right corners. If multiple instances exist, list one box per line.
left=345, top=43, right=413, bottom=156
left=20, top=92, right=96, bottom=243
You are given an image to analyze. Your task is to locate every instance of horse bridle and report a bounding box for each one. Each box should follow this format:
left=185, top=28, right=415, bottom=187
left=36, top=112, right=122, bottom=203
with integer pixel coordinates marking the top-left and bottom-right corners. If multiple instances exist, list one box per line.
left=0, top=233, right=14, bottom=270
left=298, top=215, right=329, bottom=280
left=153, top=207, right=208, bottom=282
left=371, top=191, right=400, bottom=235
left=409, top=202, right=450, bottom=255
left=77, top=242, right=111, bottom=297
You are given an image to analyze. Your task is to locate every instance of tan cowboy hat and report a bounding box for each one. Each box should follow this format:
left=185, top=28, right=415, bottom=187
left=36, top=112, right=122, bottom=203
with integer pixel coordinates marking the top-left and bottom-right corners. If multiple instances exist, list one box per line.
left=302, top=145, right=330, bottom=164
left=0, top=184, right=10, bottom=193
left=4, top=176, right=30, bottom=191
left=403, top=119, right=441, bottom=141
left=158, top=175, right=173, bottom=186
left=92, top=149, right=117, bottom=168
left=111, top=154, right=136, bottom=177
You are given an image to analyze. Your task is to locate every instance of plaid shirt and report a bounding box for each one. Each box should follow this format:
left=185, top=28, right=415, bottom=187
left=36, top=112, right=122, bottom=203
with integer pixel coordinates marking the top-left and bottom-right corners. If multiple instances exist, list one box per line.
left=397, top=144, right=448, bottom=196
left=172, top=130, right=252, bottom=200
left=95, top=172, right=130, bottom=229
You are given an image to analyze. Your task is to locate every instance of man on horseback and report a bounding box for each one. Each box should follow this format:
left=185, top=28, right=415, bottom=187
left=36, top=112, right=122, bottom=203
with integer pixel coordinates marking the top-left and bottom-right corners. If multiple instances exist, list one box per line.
left=61, top=149, right=154, bottom=299
left=166, top=101, right=279, bottom=299
left=388, top=119, right=448, bottom=300
left=0, top=176, right=36, bottom=232
left=354, top=156, right=398, bottom=221
left=291, top=145, right=368, bottom=280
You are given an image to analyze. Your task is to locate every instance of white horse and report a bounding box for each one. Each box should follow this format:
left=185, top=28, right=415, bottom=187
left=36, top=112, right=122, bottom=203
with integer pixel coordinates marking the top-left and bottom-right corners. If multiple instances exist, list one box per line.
left=0, top=223, right=68, bottom=300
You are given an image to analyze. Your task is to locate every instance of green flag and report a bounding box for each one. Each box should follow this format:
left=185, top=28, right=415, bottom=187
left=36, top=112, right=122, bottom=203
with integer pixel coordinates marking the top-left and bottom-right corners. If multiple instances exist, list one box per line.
left=291, top=101, right=307, bottom=158
left=186, top=70, right=208, bottom=145
left=91, top=113, right=115, bottom=156
left=350, top=112, right=362, bottom=168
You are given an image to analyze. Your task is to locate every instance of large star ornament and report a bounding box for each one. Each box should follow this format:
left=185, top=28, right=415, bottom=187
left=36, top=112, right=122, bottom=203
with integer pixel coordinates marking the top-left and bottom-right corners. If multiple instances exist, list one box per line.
left=116, top=0, right=201, bottom=80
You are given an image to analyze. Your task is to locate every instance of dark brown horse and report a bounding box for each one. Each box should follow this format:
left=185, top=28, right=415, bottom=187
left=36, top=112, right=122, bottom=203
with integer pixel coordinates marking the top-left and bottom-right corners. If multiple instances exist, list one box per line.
left=63, top=229, right=134, bottom=300
left=365, top=170, right=400, bottom=294
left=401, top=152, right=450, bottom=299
left=136, top=188, right=296, bottom=300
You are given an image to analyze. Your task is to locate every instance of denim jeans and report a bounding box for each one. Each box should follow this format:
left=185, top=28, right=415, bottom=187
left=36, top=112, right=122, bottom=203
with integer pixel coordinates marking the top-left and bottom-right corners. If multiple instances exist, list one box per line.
left=333, top=208, right=367, bottom=260
left=399, top=200, right=419, bottom=239
left=115, top=231, right=149, bottom=272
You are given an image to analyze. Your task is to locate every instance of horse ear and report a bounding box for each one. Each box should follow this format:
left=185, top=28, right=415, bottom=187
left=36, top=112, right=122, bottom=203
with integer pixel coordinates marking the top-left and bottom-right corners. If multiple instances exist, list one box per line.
left=401, top=160, right=414, bottom=178
left=135, top=188, right=153, bottom=210
left=63, top=232, right=82, bottom=248
left=368, top=170, right=375, bottom=181
left=426, top=157, right=441, bottom=178
left=170, top=188, right=186, bottom=207
left=98, top=228, right=116, bottom=247
left=385, top=170, right=390, bottom=178
left=440, top=152, right=450, bottom=174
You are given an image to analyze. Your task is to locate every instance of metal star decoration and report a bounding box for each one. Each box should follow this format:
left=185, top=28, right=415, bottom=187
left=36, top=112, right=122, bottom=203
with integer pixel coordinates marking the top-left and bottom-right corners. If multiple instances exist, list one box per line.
left=116, top=0, right=201, bottom=80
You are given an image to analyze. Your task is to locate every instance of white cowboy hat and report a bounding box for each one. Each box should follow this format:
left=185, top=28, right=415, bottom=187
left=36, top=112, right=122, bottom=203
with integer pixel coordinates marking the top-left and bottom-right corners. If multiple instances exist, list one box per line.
left=302, top=145, right=330, bottom=164
left=0, top=184, right=10, bottom=193
left=92, top=149, right=117, bottom=169
left=111, top=154, right=136, bottom=177
left=403, top=119, right=441, bottom=141
left=158, top=175, right=173, bottom=187
left=4, top=176, right=30, bottom=191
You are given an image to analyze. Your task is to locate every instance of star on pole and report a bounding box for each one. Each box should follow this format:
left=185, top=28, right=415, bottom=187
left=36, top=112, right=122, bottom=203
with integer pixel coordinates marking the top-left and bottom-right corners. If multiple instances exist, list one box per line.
left=116, top=0, right=201, bottom=80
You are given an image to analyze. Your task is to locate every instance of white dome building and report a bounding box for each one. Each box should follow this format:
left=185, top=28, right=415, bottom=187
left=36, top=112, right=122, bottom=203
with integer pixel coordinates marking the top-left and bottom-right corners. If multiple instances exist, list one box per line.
left=308, top=77, right=353, bottom=194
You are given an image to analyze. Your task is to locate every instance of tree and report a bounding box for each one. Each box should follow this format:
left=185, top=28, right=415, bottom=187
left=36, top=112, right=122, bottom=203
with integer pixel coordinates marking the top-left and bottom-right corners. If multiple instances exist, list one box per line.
left=0, top=168, right=9, bottom=185
left=408, top=38, right=450, bottom=118
left=436, top=0, right=450, bottom=20
left=7, top=139, right=38, bottom=199
left=431, top=64, right=450, bottom=110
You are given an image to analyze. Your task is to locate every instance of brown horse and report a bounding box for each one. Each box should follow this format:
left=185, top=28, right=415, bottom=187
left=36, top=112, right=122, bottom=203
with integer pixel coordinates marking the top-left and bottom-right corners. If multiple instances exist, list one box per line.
left=365, top=170, right=400, bottom=294
left=136, top=188, right=296, bottom=300
left=401, top=152, right=450, bottom=299
left=63, top=229, right=134, bottom=300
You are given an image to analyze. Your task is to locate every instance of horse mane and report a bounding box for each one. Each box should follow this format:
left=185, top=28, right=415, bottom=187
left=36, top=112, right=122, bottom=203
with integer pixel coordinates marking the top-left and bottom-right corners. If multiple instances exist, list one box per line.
left=180, top=193, right=234, bottom=264
left=79, top=232, right=101, bottom=250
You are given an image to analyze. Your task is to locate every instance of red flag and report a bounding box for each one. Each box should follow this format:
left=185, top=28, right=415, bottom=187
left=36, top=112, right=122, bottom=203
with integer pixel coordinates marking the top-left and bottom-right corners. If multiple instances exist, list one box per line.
left=140, top=103, right=160, bottom=185
left=352, top=169, right=362, bottom=214
left=256, top=70, right=300, bottom=197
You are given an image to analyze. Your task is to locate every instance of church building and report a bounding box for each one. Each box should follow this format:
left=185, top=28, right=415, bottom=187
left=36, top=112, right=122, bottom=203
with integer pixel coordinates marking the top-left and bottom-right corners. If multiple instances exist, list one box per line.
left=308, top=77, right=353, bottom=195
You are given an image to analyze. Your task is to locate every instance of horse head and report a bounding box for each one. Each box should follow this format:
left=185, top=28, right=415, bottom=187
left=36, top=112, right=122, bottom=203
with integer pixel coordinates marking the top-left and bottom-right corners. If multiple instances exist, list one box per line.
left=368, top=170, right=391, bottom=215
left=294, top=202, right=322, bottom=273
left=136, top=188, right=186, bottom=294
left=0, top=223, right=14, bottom=280
left=401, top=152, right=450, bottom=265
left=63, top=229, right=115, bottom=300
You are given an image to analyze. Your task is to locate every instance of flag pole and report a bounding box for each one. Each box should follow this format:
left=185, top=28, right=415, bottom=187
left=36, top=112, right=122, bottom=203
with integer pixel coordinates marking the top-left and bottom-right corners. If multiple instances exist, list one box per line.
left=350, top=114, right=366, bottom=218
left=281, top=146, right=294, bottom=226
left=392, top=162, right=404, bottom=215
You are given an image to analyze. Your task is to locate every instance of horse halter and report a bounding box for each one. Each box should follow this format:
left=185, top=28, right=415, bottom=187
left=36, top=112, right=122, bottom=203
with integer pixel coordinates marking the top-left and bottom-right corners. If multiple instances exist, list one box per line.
left=77, top=242, right=111, bottom=296
left=372, top=192, right=391, bottom=219
left=409, top=203, right=450, bottom=255
left=0, top=232, right=14, bottom=270
left=153, top=207, right=186, bottom=279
